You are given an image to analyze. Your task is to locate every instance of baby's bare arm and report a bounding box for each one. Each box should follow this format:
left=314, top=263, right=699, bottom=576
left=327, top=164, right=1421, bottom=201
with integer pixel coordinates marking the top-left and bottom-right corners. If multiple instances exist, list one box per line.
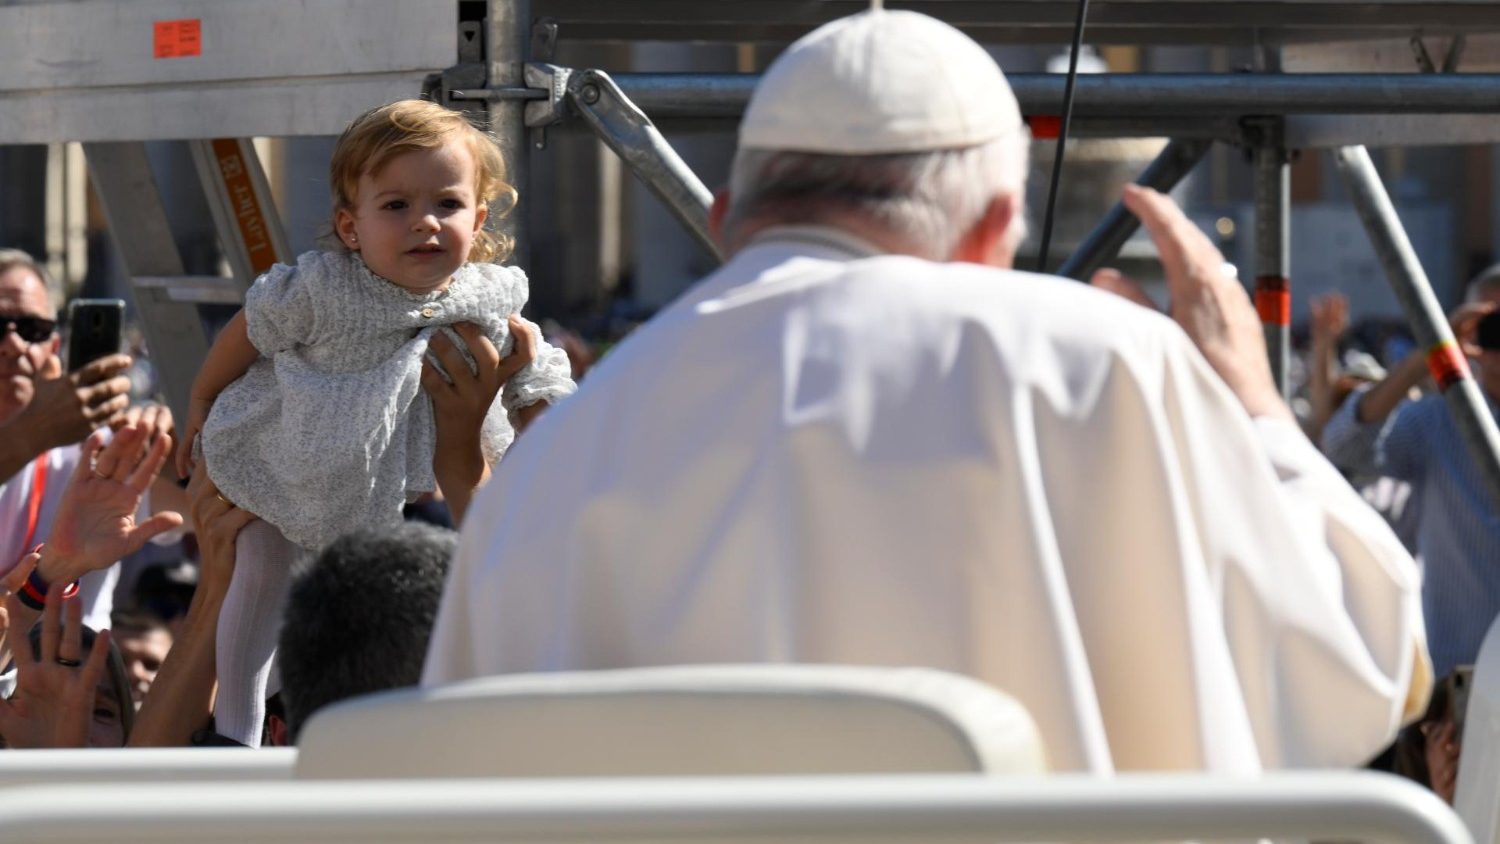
left=193, top=311, right=259, bottom=400
left=174, top=311, right=261, bottom=478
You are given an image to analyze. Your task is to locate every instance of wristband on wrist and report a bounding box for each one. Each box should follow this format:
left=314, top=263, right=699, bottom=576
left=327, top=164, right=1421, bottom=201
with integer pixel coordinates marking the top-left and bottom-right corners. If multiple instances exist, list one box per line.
left=15, top=545, right=80, bottom=611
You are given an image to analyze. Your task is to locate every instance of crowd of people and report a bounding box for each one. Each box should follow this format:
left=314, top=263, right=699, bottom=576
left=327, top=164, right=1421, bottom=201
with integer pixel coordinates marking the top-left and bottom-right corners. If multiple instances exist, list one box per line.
left=1, top=4, right=1496, bottom=800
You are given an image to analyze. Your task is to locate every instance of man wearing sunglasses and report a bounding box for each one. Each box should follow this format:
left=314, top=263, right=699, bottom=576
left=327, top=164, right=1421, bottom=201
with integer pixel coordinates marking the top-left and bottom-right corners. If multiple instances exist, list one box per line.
left=0, top=248, right=170, bottom=630
left=0, top=250, right=136, bottom=476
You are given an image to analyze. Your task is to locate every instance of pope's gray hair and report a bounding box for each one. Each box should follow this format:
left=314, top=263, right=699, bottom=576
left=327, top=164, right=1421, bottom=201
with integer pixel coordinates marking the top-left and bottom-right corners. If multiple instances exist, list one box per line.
left=724, top=133, right=1029, bottom=260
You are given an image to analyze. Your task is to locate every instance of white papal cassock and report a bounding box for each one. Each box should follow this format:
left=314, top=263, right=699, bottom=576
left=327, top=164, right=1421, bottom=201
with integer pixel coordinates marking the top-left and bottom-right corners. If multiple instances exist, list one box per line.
left=424, top=226, right=1429, bottom=774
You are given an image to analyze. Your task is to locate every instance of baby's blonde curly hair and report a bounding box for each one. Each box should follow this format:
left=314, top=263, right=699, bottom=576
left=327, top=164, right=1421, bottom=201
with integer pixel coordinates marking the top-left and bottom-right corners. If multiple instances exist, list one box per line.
left=328, top=99, right=518, bottom=263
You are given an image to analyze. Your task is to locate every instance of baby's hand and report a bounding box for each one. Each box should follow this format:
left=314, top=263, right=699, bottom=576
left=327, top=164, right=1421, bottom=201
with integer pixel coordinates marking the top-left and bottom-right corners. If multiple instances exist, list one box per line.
left=174, top=395, right=213, bottom=480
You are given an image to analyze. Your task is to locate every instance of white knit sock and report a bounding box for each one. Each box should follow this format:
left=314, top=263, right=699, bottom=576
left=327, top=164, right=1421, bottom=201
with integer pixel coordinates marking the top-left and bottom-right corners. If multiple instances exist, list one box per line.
left=215, top=520, right=304, bottom=746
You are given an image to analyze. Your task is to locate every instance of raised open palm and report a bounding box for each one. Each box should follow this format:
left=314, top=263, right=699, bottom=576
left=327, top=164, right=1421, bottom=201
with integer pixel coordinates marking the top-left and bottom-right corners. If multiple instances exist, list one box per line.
left=45, top=425, right=183, bottom=573
left=0, top=588, right=111, bottom=748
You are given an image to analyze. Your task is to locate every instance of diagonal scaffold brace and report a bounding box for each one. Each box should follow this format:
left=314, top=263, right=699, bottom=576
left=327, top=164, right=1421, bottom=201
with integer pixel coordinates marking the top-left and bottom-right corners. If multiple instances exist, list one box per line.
left=563, top=68, right=724, bottom=263
left=1334, top=145, right=1500, bottom=514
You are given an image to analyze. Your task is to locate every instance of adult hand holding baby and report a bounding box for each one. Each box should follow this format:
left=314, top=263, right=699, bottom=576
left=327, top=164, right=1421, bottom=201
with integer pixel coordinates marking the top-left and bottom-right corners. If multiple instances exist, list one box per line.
left=126, top=465, right=254, bottom=748
left=421, top=314, right=537, bottom=525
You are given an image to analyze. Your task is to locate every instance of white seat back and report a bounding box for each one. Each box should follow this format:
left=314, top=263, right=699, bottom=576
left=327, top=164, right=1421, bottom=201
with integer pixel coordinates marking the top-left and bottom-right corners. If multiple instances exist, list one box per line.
left=0, top=748, right=294, bottom=787
left=296, top=665, right=1045, bottom=779
left=0, top=772, right=1471, bottom=844
left=1455, top=616, right=1500, bottom=844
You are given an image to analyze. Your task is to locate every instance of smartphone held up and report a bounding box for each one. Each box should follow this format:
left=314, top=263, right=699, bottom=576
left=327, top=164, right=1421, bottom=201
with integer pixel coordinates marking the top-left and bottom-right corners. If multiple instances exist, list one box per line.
left=66, top=299, right=125, bottom=372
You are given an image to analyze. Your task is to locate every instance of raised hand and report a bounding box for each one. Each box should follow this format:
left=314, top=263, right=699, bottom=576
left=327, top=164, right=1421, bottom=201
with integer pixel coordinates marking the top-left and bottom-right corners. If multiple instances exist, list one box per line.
left=1422, top=718, right=1461, bottom=804
left=7, top=353, right=133, bottom=451
left=125, top=466, right=252, bottom=748
left=0, top=585, right=114, bottom=748
left=114, top=402, right=174, bottom=452
left=423, top=322, right=506, bottom=437
left=1121, top=185, right=1291, bottom=423
left=1309, top=293, right=1350, bottom=345
left=0, top=551, right=39, bottom=678
left=187, top=466, right=255, bottom=595
left=421, top=316, right=539, bottom=525
left=43, top=425, right=184, bottom=585
left=1450, top=300, right=1498, bottom=358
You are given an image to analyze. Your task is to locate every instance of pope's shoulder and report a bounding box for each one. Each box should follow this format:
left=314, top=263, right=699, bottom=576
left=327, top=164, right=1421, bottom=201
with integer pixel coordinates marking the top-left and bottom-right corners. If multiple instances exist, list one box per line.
left=837, top=254, right=1191, bottom=356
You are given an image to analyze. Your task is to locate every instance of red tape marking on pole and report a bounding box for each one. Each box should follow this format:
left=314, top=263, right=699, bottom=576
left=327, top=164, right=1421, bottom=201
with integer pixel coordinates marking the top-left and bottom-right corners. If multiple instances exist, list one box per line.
left=1428, top=340, right=1471, bottom=392
left=1254, top=276, right=1291, bottom=326
left=1027, top=116, right=1061, bottom=140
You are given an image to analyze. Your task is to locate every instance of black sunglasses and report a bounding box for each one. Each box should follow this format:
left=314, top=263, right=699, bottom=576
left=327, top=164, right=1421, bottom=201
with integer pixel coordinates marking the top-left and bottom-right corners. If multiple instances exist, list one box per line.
left=0, top=314, right=57, bottom=343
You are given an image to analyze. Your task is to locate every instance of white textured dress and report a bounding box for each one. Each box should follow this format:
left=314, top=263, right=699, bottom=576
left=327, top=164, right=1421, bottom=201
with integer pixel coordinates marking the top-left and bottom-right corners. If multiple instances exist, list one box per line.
left=201, top=250, right=576, bottom=550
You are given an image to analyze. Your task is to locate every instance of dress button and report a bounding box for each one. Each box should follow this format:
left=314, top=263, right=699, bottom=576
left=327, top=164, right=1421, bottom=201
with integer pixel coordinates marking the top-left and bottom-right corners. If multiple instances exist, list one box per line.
left=421, top=307, right=436, bottom=319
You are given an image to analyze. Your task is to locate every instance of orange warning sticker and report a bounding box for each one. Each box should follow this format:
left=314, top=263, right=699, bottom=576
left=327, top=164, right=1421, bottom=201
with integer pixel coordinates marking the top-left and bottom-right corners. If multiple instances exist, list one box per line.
left=1254, top=276, right=1291, bottom=326
left=154, top=19, right=202, bottom=59
left=1428, top=340, right=1470, bottom=392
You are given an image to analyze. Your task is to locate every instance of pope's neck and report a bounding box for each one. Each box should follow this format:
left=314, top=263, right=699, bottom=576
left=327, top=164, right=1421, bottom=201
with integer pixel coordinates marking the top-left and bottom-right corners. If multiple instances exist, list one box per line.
left=726, top=212, right=927, bottom=259
left=724, top=211, right=1016, bottom=270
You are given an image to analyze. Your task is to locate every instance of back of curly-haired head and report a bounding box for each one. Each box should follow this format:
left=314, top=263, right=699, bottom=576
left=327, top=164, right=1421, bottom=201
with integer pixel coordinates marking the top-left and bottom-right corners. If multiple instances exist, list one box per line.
left=328, top=99, right=517, bottom=263
left=278, top=523, right=457, bottom=741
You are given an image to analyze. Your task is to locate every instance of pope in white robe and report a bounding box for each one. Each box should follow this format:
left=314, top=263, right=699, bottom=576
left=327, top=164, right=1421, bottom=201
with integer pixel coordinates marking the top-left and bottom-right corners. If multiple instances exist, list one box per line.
left=423, top=9, right=1429, bottom=775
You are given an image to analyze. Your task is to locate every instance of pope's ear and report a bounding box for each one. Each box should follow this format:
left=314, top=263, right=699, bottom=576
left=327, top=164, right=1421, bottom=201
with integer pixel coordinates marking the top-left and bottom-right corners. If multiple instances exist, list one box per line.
left=952, top=194, right=1019, bottom=267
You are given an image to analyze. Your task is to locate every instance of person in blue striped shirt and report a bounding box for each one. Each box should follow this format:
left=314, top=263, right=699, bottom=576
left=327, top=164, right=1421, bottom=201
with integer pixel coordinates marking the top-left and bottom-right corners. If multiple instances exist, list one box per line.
left=1323, top=269, right=1500, bottom=678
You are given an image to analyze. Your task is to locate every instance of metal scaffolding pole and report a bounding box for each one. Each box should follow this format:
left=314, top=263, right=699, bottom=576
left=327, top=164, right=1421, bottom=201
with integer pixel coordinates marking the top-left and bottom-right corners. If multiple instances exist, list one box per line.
left=83, top=142, right=208, bottom=423
left=1057, top=139, right=1210, bottom=281
left=489, top=0, right=531, bottom=269
left=603, top=73, right=1500, bottom=121
left=1252, top=139, right=1291, bottom=398
left=566, top=69, right=721, bottom=261
left=188, top=138, right=292, bottom=290
left=1333, top=145, right=1500, bottom=513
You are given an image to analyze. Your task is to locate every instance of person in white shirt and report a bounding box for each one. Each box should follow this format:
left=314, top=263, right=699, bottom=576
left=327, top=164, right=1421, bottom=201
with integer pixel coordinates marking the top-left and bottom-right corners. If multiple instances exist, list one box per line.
left=0, top=249, right=172, bottom=631
left=424, top=8, right=1429, bottom=774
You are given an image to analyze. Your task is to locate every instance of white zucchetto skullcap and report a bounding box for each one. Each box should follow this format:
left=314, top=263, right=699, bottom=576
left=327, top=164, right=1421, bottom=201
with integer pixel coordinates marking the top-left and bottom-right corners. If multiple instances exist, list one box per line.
left=739, top=9, right=1024, bottom=155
